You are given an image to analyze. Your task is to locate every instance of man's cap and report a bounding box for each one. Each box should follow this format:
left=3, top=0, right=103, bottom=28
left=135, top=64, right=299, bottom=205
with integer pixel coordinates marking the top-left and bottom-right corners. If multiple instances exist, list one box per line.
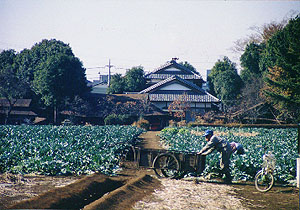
left=236, top=143, right=245, bottom=154
left=203, top=130, right=213, bottom=137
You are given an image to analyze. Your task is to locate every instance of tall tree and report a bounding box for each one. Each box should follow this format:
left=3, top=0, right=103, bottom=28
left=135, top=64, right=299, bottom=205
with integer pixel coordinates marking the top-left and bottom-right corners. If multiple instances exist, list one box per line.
left=0, top=50, right=28, bottom=124
left=263, top=16, right=300, bottom=122
left=20, top=39, right=90, bottom=123
left=240, top=42, right=266, bottom=83
left=32, top=53, right=89, bottom=123
left=124, top=66, right=146, bottom=92
left=107, top=74, right=125, bottom=94
left=208, top=57, right=243, bottom=107
left=0, top=39, right=90, bottom=124
left=33, top=54, right=89, bottom=106
left=231, top=17, right=289, bottom=54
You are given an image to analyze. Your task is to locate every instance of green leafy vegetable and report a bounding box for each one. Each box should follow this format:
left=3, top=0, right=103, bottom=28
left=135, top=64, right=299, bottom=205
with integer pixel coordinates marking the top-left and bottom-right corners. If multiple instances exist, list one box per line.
left=0, top=125, right=143, bottom=176
left=159, top=126, right=297, bottom=183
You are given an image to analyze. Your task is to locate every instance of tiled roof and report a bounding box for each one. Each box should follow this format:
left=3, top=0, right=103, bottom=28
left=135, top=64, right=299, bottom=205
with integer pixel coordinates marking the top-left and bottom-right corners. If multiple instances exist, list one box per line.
left=139, top=75, right=220, bottom=103
left=146, top=73, right=202, bottom=80
left=0, top=110, right=37, bottom=116
left=0, top=98, right=32, bottom=107
left=140, top=75, right=179, bottom=93
left=145, top=60, right=203, bottom=80
left=148, top=94, right=220, bottom=103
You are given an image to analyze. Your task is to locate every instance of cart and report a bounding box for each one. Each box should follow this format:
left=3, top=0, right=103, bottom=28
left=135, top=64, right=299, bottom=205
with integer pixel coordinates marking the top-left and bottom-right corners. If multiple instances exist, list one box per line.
left=130, top=147, right=206, bottom=179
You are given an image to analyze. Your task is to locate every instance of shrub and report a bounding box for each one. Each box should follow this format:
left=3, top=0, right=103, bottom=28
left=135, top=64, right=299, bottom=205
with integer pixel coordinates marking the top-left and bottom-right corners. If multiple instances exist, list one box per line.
left=168, top=120, right=177, bottom=127
left=104, top=114, right=135, bottom=125
left=104, top=114, right=119, bottom=125
left=133, top=118, right=150, bottom=130
left=177, top=120, right=187, bottom=127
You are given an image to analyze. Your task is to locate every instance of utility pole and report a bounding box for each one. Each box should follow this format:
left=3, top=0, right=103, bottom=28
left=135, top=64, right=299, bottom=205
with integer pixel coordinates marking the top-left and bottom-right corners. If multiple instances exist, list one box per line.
left=106, top=59, right=114, bottom=86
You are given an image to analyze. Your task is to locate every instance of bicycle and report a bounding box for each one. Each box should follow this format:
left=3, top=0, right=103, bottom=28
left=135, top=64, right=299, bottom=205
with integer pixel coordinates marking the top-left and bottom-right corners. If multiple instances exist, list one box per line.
left=254, top=146, right=276, bottom=192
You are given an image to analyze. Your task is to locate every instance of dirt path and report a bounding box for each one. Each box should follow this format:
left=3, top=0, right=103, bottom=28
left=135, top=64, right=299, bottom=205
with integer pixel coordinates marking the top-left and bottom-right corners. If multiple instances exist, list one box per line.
left=133, top=179, right=249, bottom=210
left=137, top=131, right=164, bottom=150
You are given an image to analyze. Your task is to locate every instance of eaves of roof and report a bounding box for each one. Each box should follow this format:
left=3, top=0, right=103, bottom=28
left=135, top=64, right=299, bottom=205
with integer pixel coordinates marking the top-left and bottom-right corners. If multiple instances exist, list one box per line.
left=0, top=110, right=37, bottom=116
left=140, top=75, right=204, bottom=94
left=148, top=94, right=220, bottom=103
left=146, top=73, right=202, bottom=80
left=0, top=98, right=32, bottom=107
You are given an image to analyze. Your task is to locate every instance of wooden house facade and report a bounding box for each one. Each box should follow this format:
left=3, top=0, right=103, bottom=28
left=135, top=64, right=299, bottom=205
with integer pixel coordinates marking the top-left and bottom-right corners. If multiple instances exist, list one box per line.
left=0, top=98, right=37, bottom=124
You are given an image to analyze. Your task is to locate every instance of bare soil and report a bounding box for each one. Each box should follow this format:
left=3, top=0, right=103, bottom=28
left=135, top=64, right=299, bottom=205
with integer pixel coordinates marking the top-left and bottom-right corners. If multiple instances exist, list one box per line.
left=0, top=131, right=298, bottom=209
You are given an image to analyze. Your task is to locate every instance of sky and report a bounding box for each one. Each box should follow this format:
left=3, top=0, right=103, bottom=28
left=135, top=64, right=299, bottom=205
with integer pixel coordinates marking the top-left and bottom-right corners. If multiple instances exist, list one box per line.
left=1, top=0, right=299, bottom=81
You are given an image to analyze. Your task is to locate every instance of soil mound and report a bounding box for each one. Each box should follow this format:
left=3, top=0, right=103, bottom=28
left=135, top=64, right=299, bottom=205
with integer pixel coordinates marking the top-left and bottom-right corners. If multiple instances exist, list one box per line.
left=9, top=173, right=126, bottom=209
left=8, top=172, right=160, bottom=209
left=84, top=174, right=160, bottom=210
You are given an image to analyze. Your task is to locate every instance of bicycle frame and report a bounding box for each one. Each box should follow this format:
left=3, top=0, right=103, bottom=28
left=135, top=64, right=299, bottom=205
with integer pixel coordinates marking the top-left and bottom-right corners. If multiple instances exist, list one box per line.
left=255, top=146, right=276, bottom=192
left=262, top=151, right=276, bottom=174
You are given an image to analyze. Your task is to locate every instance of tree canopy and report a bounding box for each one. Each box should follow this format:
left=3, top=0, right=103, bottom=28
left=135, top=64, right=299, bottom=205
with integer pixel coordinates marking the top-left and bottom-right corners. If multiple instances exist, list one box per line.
left=33, top=53, right=89, bottom=106
left=208, top=57, right=243, bottom=107
left=124, top=66, right=146, bottom=92
left=179, top=61, right=200, bottom=75
left=240, top=42, right=266, bottom=83
left=107, top=66, right=146, bottom=94
left=0, top=50, right=30, bottom=123
left=262, top=16, right=300, bottom=121
left=107, top=73, right=125, bottom=94
left=0, top=39, right=90, bottom=123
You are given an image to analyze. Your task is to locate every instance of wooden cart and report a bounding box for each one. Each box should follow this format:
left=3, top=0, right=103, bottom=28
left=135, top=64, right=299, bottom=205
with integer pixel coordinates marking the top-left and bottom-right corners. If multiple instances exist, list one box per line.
left=130, top=147, right=206, bottom=178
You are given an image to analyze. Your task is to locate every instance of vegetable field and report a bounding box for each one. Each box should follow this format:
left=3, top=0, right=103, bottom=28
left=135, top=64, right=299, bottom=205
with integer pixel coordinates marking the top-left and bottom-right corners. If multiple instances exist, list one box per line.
left=159, top=126, right=298, bottom=183
left=0, top=125, right=144, bottom=176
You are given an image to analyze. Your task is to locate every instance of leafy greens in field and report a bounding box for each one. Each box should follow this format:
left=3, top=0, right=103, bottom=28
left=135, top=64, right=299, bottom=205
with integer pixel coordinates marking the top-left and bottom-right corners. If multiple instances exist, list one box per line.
left=159, top=126, right=298, bottom=182
left=0, top=125, right=143, bottom=176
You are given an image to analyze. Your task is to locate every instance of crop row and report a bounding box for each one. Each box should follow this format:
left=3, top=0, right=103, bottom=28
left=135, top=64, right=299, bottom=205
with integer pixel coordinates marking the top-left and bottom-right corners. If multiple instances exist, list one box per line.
left=0, top=125, right=144, bottom=176
left=159, top=126, right=298, bottom=183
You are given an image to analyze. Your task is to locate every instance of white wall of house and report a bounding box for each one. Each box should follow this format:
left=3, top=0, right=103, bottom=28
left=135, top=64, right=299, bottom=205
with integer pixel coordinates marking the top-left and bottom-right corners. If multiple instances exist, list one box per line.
left=164, top=67, right=181, bottom=72
left=160, top=84, right=191, bottom=91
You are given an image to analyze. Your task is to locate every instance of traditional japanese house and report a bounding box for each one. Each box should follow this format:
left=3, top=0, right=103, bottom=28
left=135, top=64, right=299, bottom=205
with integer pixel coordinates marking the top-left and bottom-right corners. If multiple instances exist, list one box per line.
left=139, top=59, right=221, bottom=120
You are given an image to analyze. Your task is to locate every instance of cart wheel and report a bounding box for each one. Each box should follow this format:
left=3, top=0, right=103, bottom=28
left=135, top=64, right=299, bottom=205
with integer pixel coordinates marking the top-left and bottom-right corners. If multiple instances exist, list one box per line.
left=255, top=170, right=274, bottom=192
left=152, top=153, right=179, bottom=178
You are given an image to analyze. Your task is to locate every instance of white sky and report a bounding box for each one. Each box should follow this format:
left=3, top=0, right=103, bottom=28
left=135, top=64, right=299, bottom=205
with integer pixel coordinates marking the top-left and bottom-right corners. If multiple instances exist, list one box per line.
left=1, top=0, right=299, bottom=81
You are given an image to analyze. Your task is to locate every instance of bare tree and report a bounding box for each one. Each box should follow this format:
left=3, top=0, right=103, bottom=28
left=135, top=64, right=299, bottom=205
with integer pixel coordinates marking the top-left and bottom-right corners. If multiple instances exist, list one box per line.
left=168, top=93, right=191, bottom=121
left=230, top=16, right=292, bottom=54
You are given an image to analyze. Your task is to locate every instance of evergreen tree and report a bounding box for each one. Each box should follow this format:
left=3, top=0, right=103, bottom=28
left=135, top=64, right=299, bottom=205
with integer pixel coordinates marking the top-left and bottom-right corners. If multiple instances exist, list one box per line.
left=209, top=57, right=243, bottom=107
left=262, top=16, right=300, bottom=122
left=107, top=74, right=125, bottom=94
left=124, top=66, right=146, bottom=92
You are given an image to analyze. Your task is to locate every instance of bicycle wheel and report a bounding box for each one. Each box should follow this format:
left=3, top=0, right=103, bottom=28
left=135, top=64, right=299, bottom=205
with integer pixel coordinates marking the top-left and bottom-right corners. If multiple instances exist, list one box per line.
left=152, top=153, right=179, bottom=178
left=255, top=170, right=274, bottom=192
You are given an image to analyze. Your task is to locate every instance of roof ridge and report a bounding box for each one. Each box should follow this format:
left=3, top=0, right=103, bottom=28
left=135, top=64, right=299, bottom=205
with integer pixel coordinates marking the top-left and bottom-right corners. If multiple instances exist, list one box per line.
left=139, top=75, right=176, bottom=93
left=146, top=61, right=173, bottom=75
left=145, top=60, right=203, bottom=80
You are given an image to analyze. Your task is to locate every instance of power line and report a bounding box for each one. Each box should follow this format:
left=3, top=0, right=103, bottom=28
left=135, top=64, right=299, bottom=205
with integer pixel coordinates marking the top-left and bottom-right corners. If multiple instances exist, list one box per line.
left=86, top=66, right=106, bottom=69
